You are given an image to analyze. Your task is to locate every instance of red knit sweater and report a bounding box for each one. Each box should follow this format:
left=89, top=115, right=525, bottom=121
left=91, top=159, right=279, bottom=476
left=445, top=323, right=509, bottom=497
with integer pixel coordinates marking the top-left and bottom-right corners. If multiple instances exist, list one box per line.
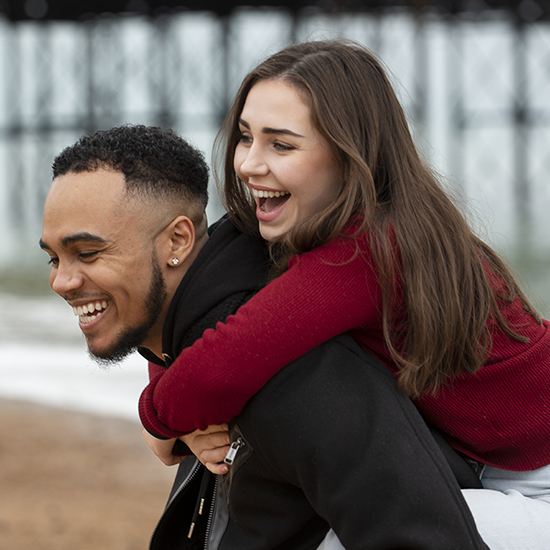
left=140, top=231, right=550, bottom=471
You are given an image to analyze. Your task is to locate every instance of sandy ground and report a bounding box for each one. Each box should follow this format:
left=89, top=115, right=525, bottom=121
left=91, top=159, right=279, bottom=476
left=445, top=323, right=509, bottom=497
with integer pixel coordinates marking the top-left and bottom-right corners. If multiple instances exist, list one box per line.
left=0, top=398, right=175, bottom=550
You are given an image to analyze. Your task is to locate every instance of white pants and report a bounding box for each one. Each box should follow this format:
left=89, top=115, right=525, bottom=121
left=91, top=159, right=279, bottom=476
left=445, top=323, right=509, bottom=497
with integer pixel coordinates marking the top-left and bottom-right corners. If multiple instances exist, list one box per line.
left=317, top=463, right=550, bottom=550
left=462, top=462, right=550, bottom=550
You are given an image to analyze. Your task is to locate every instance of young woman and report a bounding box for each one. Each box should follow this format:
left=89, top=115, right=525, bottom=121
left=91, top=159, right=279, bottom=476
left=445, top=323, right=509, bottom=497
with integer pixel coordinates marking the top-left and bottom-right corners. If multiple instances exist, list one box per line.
left=140, top=40, right=550, bottom=549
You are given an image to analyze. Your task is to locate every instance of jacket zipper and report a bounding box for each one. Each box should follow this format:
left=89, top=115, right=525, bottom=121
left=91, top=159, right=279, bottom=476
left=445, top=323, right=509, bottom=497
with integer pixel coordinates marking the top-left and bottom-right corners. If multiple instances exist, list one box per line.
left=189, top=470, right=213, bottom=538
left=204, top=475, right=219, bottom=550
left=224, top=437, right=245, bottom=465
left=148, top=460, right=202, bottom=549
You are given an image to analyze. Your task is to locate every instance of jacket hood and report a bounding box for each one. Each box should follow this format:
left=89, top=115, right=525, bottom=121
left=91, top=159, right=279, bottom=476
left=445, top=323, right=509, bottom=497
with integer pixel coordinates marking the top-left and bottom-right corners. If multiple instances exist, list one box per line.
left=139, top=216, right=269, bottom=366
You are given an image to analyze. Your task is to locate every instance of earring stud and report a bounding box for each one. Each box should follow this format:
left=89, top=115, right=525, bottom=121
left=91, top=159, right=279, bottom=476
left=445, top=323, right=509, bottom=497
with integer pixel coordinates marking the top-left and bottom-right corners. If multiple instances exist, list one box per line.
left=171, top=258, right=180, bottom=266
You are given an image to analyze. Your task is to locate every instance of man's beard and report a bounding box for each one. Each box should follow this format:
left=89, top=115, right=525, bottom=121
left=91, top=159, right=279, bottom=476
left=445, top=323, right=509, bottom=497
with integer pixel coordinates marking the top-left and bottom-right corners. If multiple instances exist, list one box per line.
left=89, top=254, right=167, bottom=366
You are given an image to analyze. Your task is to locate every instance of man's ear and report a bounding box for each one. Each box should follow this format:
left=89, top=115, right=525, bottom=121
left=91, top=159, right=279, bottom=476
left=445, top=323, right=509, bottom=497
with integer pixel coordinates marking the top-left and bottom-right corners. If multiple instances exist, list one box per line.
left=160, top=215, right=196, bottom=268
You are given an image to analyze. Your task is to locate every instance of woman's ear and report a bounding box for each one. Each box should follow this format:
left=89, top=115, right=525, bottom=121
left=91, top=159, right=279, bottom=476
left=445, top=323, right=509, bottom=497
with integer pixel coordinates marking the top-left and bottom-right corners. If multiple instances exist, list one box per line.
left=162, top=215, right=196, bottom=268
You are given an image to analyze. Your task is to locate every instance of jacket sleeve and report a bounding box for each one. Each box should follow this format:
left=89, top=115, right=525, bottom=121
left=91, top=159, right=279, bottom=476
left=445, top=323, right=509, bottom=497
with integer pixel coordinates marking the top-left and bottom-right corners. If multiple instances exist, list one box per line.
left=241, top=336, right=487, bottom=550
left=139, top=233, right=386, bottom=438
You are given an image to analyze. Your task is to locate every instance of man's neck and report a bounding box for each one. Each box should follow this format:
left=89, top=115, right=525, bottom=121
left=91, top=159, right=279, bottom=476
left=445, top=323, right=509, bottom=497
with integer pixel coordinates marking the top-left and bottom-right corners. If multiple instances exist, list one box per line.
left=141, top=231, right=209, bottom=361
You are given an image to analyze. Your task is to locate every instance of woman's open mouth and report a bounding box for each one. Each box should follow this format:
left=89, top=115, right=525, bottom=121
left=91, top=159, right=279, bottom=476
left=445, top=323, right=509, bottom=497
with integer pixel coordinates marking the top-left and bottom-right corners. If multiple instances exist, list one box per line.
left=251, top=188, right=290, bottom=214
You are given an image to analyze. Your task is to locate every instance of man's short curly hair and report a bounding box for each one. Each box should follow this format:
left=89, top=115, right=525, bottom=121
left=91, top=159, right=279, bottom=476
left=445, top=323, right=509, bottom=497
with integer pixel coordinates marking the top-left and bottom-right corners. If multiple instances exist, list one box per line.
left=52, top=125, right=209, bottom=208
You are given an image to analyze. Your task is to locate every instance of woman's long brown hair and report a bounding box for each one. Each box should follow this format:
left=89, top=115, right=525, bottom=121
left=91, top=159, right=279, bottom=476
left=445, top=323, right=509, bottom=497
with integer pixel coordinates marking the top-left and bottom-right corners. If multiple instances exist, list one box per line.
left=213, top=39, right=540, bottom=397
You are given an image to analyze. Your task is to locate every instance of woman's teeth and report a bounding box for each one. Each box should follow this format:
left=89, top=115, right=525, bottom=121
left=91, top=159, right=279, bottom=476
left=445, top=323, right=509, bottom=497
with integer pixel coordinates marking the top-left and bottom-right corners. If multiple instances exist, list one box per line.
left=72, top=301, right=109, bottom=324
left=251, top=189, right=289, bottom=199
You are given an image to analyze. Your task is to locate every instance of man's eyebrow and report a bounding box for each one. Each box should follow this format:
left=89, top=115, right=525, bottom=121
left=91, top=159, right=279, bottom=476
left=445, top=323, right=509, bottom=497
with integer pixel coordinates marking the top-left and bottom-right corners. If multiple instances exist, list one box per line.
left=39, top=233, right=110, bottom=250
left=238, top=118, right=304, bottom=138
left=61, top=233, right=110, bottom=247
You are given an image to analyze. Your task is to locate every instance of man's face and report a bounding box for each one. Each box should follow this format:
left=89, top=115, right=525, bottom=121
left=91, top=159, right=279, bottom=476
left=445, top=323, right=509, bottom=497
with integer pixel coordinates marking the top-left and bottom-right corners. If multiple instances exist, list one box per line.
left=41, top=168, right=168, bottom=363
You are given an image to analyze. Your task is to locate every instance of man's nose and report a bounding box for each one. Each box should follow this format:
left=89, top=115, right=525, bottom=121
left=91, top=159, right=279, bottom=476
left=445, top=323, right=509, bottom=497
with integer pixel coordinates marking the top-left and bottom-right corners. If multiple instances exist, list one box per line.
left=50, top=261, right=85, bottom=297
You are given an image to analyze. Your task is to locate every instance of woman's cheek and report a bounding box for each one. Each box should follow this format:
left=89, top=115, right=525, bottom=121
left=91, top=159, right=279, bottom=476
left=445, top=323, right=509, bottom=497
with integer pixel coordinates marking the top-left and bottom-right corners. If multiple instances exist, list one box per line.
left=233, top=146, right=245, bottom=180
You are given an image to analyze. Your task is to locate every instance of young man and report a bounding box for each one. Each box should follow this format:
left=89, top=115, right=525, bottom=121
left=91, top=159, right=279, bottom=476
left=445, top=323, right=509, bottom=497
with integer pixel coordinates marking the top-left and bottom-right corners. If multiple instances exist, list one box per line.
left=41, top=125, right=487, bottom=549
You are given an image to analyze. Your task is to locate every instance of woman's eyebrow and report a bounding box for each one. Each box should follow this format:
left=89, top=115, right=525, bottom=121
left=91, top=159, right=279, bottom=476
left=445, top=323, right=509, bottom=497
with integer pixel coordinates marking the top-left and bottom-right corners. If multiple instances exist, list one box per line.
left=262, top=127, right=304, bottom=138
left=238, top=118, right=304, bottom=138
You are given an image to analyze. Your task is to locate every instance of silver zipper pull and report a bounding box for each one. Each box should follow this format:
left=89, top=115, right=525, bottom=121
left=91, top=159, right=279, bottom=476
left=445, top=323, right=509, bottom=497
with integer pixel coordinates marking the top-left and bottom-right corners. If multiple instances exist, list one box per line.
left=224, top=437, right=245, bottom=465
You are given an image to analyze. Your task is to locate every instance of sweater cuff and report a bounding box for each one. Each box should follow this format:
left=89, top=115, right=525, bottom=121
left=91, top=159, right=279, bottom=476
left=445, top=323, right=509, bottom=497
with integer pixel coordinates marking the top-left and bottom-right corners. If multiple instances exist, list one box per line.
left=139, top=372, right=186, bottom=439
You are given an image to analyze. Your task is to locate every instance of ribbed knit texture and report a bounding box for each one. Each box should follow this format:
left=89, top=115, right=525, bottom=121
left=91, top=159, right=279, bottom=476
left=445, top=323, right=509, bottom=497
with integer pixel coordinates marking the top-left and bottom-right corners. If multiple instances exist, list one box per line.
left=140, top=229, right=550, bottom=471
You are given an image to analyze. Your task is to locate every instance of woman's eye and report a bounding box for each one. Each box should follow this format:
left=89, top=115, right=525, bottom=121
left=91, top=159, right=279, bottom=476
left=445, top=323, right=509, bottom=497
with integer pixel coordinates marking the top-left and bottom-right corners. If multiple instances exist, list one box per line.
left=237, top=131, right=252, bottom=144
left=274, top=142, right=294, bottom=152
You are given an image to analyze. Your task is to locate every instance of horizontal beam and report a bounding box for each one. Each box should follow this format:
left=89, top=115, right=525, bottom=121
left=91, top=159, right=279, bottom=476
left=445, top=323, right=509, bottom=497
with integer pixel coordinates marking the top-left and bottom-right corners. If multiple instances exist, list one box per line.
left=3, top=1, right=549, bottom=22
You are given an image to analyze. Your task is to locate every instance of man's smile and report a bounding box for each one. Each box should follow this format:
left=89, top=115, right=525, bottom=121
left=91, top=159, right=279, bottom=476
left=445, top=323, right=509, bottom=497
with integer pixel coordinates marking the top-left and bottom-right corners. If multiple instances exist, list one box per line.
left=72, top=300, right=110, bottom=324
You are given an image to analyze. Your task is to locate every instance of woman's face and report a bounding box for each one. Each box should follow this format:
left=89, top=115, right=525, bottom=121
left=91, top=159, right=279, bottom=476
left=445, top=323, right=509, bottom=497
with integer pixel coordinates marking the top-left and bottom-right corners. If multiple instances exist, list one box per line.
left=234, top=78, right=341, bottom=242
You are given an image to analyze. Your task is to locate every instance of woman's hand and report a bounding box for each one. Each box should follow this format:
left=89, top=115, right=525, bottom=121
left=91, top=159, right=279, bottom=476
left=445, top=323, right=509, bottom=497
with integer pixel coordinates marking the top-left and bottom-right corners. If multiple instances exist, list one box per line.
left=180, top=424, right=231, bottom=475
left=141, top=427, right=187, bottom=467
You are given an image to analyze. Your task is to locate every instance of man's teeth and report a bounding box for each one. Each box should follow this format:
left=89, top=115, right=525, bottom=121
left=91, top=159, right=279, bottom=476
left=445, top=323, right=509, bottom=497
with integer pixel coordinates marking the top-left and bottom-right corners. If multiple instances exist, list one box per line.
left=72, top=301, right=109, bottom=324
left=251, top=189, right=289, bottom=199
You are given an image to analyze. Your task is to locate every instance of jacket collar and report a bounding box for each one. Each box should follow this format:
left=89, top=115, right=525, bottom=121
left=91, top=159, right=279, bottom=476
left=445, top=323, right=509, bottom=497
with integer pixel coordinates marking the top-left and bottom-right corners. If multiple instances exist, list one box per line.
left=139, top=216, right=269, bottom=367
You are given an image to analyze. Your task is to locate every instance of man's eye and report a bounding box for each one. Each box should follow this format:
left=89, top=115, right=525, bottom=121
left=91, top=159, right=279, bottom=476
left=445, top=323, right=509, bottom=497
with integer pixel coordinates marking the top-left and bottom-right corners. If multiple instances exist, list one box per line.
left=79, top=252, right=99, bottom=261
left=47, top=257, right=59, bottom=266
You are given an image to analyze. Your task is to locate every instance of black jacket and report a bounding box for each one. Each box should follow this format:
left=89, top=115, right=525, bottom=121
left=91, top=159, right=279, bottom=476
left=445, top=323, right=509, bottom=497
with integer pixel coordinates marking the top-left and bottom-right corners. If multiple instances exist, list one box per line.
left=146, top=217, right=488, bottom=550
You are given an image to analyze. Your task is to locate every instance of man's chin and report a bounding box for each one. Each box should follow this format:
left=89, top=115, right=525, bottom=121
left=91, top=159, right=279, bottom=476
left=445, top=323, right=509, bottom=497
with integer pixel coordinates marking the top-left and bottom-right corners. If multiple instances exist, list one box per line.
left=87, top=346, right=136, bottom=368
left=83, top=256, right=166, bottom=368
left=85, top=335, right=138, bottom=368
left=84, top=321, right=153, bottom=368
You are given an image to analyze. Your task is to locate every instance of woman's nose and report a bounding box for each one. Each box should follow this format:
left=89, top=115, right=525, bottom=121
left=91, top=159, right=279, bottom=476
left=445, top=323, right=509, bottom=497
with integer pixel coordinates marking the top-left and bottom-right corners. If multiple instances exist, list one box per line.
left=237, top=144, right=269, bottom=178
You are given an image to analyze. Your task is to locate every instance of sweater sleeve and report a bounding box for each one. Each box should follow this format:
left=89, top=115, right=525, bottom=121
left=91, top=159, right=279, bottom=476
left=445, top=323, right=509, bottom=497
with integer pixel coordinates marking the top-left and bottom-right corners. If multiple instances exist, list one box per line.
left=139, top=233, right=384, bottom=437
left=148, top=361, right=165, bottom=381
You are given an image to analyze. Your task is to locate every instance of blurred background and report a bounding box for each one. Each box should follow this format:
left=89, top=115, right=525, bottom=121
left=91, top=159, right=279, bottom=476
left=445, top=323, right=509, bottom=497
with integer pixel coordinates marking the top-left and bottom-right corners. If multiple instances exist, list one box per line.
left=1, top=0, right=550, bottom=548
left=2, top=0, right=550, bottom=409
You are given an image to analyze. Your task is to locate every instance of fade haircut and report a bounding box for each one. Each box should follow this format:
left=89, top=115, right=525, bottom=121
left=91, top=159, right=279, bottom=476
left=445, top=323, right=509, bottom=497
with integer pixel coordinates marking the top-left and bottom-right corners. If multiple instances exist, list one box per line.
left=53, top=125, right=209, bottom=210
